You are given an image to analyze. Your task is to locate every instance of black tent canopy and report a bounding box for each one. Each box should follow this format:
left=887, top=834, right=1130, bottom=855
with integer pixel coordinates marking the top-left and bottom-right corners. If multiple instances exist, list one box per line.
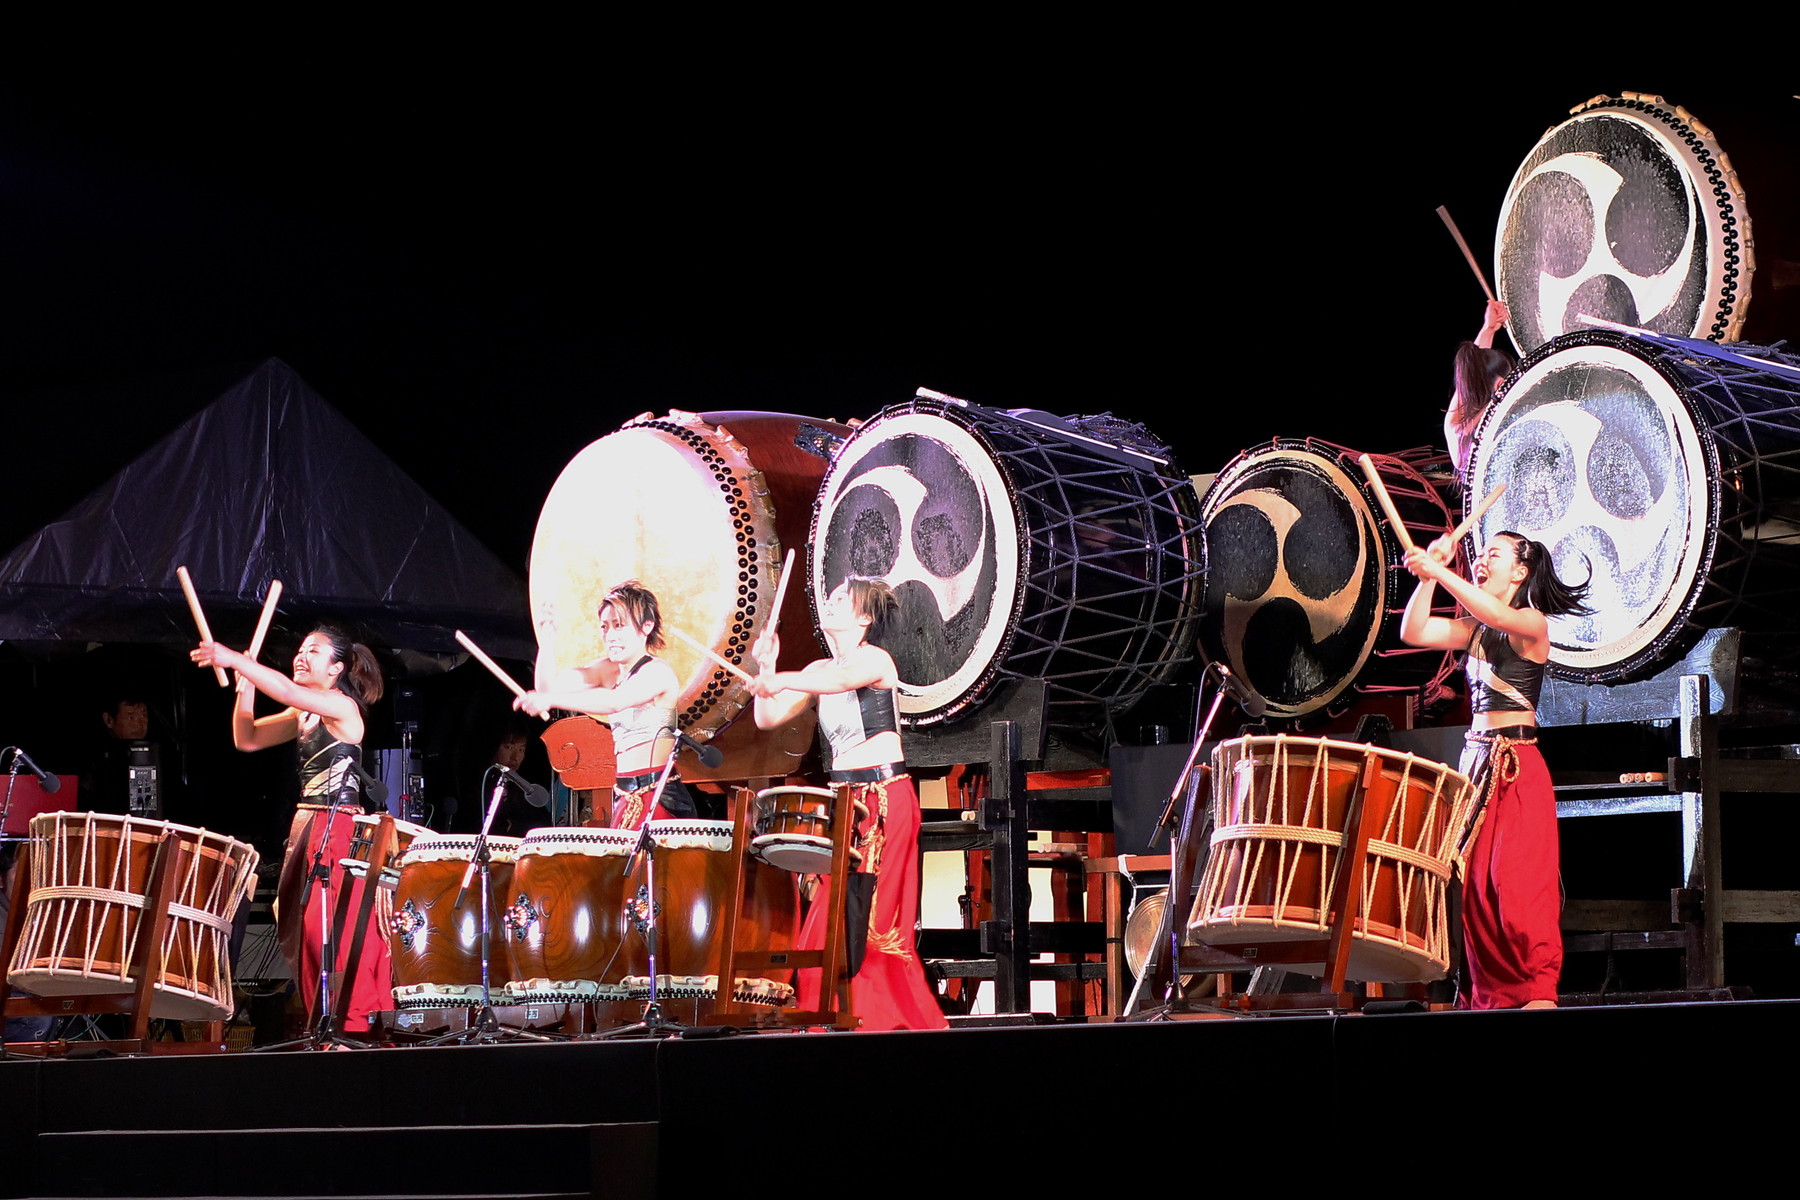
left=0, top=358, right=531, bottom=658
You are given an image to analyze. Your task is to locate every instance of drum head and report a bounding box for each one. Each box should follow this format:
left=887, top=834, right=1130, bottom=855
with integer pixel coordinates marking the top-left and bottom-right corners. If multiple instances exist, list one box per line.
left=1498, top=93, right=1750, bottom=355
left=810, top=399, right=1204, bottom=727
left=1199, top=442, right=1390, bottom=719
left=1469, top=332, right=1717, bottom=681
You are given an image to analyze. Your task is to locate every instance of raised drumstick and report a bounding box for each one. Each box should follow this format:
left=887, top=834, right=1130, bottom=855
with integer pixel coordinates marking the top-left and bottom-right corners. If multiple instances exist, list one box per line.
left=454, top=629, right=529, bottom=699
left=177, top=566, right=230, bottom=687
left=246, top=580, right=284, bottom=661
left=1450, top=484, right=1507, bottom=547
left=1357, top=454, right=1418, bottom=556
left=1436, top=205, right=1497, bottom=301
left=668, top=625, right=756, bottom=684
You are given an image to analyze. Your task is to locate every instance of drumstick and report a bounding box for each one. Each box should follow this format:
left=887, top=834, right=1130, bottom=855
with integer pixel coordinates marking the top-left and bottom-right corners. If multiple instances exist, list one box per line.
left=1436, top=205, right=1496, bottom=301
left=1357, top=455, right=1418, bottom=556
left=454, top=629, right=529, bottom=699
left=177, top=566, right=230, bottom=687
left=667, top=626, right=757, bottom=684
left=768, top=548, right=796, bottom=631
left=246, top=579, right=283, bottom=662
left=1449, top=484, right=1507, bottom=546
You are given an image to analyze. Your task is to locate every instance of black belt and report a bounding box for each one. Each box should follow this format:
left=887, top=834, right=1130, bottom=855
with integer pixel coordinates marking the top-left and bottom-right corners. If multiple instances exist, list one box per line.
left=828, top=762, right=905, bottom=783
left=1468, top=724, right=1537, bottom=742
left=616, top=768, right=675, bottom=792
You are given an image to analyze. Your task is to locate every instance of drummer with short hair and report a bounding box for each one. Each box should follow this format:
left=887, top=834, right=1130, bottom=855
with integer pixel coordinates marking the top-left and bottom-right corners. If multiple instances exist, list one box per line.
left=515, top=580, right=696, bottom=827
left=750, top=576, right=947, bottom=1031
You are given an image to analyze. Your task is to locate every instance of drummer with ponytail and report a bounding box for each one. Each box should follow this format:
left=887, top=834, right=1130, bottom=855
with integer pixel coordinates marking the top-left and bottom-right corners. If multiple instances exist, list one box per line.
left=190, top=624, right=392, bottom=1034
left=1399, top=530, right=1587, bottom=1009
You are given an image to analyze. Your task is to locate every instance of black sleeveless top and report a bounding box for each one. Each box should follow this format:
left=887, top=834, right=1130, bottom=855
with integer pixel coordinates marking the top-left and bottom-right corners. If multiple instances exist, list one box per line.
left=297, top=716, right=368, bottom=809
left=1467, top=623, right=1545, bottom=715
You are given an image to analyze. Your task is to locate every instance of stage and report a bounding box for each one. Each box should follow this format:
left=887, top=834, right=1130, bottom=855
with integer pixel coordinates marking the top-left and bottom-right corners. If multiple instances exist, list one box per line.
left=2, top=999, right=1792, bottom=1197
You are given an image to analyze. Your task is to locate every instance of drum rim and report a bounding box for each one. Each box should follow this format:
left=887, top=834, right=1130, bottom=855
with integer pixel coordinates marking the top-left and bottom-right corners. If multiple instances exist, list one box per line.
left=1495, top=93, right=1752, bottom=354
left=1471, top=329, right=1724, bottom=683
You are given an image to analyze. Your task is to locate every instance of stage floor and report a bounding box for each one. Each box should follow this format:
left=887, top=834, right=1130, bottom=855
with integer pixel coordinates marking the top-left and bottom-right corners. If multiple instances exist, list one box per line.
left=3, top=999, right=1796, bottom=1197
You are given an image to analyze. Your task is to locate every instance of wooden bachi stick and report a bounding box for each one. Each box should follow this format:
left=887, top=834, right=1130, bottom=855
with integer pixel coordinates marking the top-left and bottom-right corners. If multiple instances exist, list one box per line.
left=177, top=566, right=230, bottom=687
left=454, top=629, right=529, bottom=699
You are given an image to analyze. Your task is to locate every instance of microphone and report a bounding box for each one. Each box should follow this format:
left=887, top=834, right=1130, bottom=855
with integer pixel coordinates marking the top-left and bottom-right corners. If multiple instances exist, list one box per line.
left=1210, top=663, right=1267, bottom=719
left=495, top=764, right=550, bottom=808
left=677, top=730, right=723, bottom=770
left=334, top=754, right=390, bottom=807
left=6, top=747, right=61, bottom=793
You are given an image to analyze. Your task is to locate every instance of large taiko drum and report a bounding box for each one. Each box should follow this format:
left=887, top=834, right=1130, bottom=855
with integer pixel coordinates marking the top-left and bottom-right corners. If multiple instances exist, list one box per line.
left=503, top=826, right=637, bottom=1004
left=619, top=819, right=798, bottom=1015
left=530, top=411, right=852, bottom=781
left=388, top=835, right=521, bottom=1009
left=7, top=812, right=259, bottom=1021
left=1187, top=736, right=1476, bottom=983
left=1198, top=440, right=1460, bottom=720
left=809, top=394, right=1205, bottom=728
left=1497, top=92, right=1800, bottom=355
left=1468, top=329, right=1800, bottom=682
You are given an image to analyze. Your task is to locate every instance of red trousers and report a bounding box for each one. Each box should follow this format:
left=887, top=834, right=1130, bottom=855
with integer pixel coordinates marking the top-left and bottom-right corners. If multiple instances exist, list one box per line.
left=795, top=775, right=947, bottom=1031
left=1459, top=740, right=1562, bottom=1008
left=276, top=806, right=394, bottom=1032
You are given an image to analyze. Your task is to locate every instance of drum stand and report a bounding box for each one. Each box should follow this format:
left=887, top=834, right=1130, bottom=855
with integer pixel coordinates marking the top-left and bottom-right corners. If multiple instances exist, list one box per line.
left=423, top=772, right=556, bottom=1046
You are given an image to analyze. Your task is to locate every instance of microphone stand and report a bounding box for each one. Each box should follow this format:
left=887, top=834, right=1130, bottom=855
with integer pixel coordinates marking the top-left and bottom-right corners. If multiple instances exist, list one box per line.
left=423, top=766, right=555, bottom=1045
left=595, top=730, right=693, bottom=1040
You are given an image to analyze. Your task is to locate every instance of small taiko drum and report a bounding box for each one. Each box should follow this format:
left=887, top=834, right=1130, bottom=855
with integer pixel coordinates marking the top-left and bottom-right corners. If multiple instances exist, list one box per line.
left=338, top=814, right=431, bottom=889
left=504, top=826, right=638, bottom=1004
left=1187, top=736, right=1476, bottom=983
left=748, top=786, right=866, bottom=874
left=620, top=819, right=799, bottom=1013
left=388, top=834, right=521, bottom=1009
left=6, top=812, right=259, bottom=1021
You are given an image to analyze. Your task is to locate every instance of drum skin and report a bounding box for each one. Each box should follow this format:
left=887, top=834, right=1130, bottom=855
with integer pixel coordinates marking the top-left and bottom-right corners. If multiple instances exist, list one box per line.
left=620, top=819, right=798, bottom=1015
left=505, top=828, right=637, bottom=1001
left=1188, top=736, right=1475, bottom=983
left=1198, top=440, right=1458, bottom=720
left=530, top=411, right=850, bottom=781
left=7, top=812, right=259, bottom=1022
left=1468, top=330, right=1800, bottom=682
left=389, top=836, right=521, bottom=1007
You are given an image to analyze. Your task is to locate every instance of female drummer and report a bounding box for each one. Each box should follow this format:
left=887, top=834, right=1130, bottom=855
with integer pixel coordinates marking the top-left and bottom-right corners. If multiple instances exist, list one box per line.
left=513, top=580, right=695, bottom=827
left=191, top=627, right=390, bottom=1033
left=1444, top=299, right=1515, bottom=484
left=1400, top=531, right=1588, bottom=1009
left=750, top=576, right=947, bottom=1031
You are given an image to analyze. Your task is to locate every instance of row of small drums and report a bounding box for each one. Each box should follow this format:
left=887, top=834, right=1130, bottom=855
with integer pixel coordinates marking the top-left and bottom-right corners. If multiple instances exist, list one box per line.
left=379, top=816, right=808, bottom=1013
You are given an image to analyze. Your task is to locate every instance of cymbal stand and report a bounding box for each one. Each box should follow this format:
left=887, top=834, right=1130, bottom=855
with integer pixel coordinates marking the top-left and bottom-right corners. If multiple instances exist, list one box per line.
left=424, top=767, right=555, bottom=1045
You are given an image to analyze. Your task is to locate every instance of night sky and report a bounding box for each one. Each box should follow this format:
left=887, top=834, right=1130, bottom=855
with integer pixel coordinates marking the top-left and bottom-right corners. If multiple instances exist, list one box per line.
left=3, top=71, right=1790, bottom=577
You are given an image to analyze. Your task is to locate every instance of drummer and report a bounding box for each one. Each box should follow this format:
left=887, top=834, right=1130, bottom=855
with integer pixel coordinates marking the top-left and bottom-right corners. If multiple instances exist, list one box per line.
left=750, top=576, right=947, bottom=1031
left=1399, top=531, right=1587, bottom=1009
left=1443, top=299, right=1515, bottom=487
left=191, top=627, right=392, bottom=1034
left=513, top=580, right=697, bottom=827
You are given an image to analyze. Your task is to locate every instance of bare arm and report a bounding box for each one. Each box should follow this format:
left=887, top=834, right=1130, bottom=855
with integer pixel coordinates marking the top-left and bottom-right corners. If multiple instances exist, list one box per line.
left=1399, top=576, right=1475, bottom=652
left=516, top=658, right=672, bottom=720
left=1474, top=299, right=1509, bottom=350
left=1404, top=547, right=1548, bottom=648
left=193, top=641, right=363, bottom=747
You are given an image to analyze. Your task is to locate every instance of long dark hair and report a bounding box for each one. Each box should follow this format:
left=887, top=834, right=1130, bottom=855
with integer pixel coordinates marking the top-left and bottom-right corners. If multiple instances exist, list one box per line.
left=1497, top=532, right=1591, bottom=617
left=846, top=576, right=898, bottom=641
left=312, top=625, right=384, bottom=710
left=1449, top=342, right=1516, bottom=434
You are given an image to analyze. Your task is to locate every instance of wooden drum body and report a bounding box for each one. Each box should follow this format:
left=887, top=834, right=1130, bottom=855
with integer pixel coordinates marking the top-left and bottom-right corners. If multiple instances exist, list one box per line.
left=748, top=786, right=865, bottom=874
left=504, top=827, right=637, bottom=1004
left=621, top=819, right=798, bottom=1014
left=7, top=812, right=259, bottom=1021
left=388, top=835, right=521, bottom=1009
left=1187, top=736, right=1475, bottom=983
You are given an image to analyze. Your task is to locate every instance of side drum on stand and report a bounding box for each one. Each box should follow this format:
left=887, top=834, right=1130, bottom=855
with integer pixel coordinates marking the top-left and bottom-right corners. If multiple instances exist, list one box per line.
left=810, top=393, right=1205, bottom=730
left=7, top=812, right=259, bottom=1021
